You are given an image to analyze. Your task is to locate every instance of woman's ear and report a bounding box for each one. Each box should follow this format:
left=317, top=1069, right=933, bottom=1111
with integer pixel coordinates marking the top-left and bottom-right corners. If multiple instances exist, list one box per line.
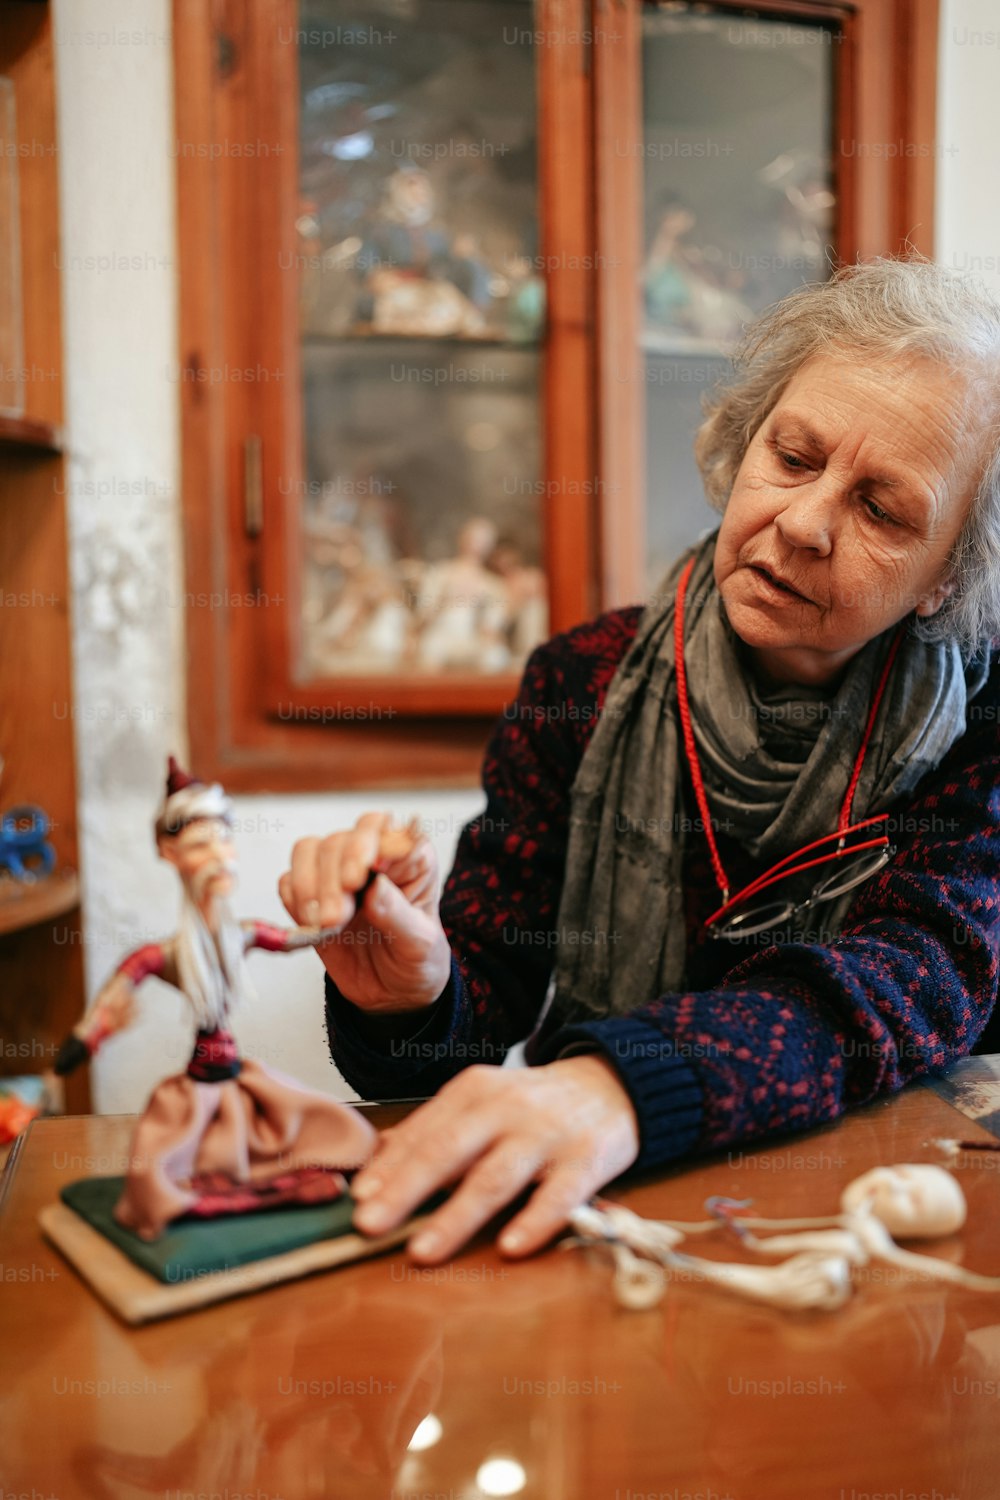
left=915, top=576, right=956, bottom=618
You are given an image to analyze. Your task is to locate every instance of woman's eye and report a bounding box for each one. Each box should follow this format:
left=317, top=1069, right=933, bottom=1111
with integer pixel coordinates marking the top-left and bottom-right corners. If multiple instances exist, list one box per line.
left=862, top=497, right=893, bottom=524
left=777, top=450, right=808, bottom=471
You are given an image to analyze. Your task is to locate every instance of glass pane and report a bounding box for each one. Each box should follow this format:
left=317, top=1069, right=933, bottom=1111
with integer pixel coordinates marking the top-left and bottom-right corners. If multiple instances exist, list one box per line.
left=295, top=0, right=547, bottom=681
left=639, top=7, right=837, bottom=590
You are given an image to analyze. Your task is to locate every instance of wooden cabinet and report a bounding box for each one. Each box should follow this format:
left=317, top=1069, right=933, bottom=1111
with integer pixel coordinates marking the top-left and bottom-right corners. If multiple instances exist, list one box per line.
left=174, top=0, right=938, bottom=791
left=0, top=3, right=87, bottom=1109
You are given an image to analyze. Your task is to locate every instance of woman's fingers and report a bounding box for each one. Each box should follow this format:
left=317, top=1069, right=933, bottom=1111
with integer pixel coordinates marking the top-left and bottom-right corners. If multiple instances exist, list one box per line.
left=352, top=1059, right=642, bottom=1263
left=340, top=812, right=393, bottom=890
left=277, top=868, right=295, bottom=921
left=497, top=1165, right=604, bottom=1258
left=406, top=1139, right=545, bottom=1263
left=286, top=836, right=320, bottom=924
left=282, top=813, right=393, bottom=928
left=317, top=814, right=393, bottom=925
left=382, top=836, right=438, bottom=908
left=351, top=1070, right=568, bottom=1261
left=316, top=834, right=350, bottom=928
left=351, top=1074, right=502, bottom=1234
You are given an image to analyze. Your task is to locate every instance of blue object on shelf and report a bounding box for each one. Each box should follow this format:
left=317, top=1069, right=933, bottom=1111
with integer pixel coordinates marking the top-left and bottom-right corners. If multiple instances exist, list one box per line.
left=0, top=804, right=57, bottom=881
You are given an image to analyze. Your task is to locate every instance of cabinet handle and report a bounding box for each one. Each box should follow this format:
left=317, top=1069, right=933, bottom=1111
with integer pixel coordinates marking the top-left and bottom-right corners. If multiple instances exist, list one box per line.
left=244, top=435, right=263, bottom=538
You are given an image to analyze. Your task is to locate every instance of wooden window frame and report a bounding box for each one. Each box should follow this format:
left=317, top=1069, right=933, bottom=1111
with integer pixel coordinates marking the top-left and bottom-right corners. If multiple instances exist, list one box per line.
left=174, top=0, right=939, bottom=791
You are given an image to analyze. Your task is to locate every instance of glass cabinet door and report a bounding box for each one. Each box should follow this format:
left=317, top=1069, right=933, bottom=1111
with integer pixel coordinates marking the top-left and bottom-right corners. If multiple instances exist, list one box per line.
left=174, top=0, right=933, bottom=786
left=636, top=5, right=837, bottom=591
left=294, top=0, right=548, bottom=689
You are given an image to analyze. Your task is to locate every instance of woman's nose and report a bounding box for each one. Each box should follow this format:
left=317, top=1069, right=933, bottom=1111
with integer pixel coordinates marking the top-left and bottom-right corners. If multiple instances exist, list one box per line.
left=773, top=476, right=838, bottom=554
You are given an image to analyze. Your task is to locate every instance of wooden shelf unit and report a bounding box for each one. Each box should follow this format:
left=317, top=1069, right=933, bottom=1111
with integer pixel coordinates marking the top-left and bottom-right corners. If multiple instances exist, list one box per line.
left=0, top=414, right=64, bottom=452
left=0, top=3, right=87, bottom=1111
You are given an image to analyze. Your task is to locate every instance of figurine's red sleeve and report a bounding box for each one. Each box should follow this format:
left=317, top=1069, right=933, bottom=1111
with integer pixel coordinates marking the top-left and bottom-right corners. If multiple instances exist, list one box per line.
left=246, top=921, right=294, bottom=953
left=117, top=944, right=168, bottom=983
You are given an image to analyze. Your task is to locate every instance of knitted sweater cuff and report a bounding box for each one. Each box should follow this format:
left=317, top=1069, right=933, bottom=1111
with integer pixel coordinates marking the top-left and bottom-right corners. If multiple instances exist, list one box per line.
left=532, top=1016, right=704, bottom=1173
left=325, top=959, right=461, bottom=1078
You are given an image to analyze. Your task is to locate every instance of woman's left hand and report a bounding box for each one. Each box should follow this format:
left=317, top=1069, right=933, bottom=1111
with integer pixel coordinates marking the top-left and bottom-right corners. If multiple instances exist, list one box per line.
left=350, top=1056, right=641, bottom=1262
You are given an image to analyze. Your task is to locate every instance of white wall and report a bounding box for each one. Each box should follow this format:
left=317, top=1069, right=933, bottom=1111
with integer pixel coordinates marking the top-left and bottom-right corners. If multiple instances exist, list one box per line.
left=937, top=0, right=1000, bottom=295
left=53, top=0, right=189, bottom=1112
left=53, top=0, right=998, bottom=1112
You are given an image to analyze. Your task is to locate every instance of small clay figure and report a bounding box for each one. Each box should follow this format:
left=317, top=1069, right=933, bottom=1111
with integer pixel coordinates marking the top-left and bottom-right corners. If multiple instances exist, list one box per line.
left=355, top=167, right=492, bottom=338
left=567, top=1163, right=1000, bottom=1312
left=414, top=517, right=511, bottom=672
left=486, top=539, right=549, bottom=659
left=54, top=759, right=420, bottom=1240
left=642, top=191, right=754, bottom=347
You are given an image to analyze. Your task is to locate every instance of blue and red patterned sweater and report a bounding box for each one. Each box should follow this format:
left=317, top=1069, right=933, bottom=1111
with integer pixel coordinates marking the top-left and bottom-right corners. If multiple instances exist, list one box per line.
left=325, top=607, right=1000, bottom=1172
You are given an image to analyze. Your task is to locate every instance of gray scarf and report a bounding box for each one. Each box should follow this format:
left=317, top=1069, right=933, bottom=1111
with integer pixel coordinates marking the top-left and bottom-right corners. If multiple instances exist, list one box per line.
left=545, top=527, right=991, bottom=1031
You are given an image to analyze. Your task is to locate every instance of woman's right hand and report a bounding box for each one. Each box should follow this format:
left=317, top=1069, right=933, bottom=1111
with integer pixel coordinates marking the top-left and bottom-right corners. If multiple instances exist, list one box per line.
left=278, top=812, right=452, bottom=1014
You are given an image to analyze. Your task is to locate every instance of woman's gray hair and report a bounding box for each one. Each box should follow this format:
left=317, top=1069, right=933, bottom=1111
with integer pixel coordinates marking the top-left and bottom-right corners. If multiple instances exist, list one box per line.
left=694, top=257, right=1000, bottom=654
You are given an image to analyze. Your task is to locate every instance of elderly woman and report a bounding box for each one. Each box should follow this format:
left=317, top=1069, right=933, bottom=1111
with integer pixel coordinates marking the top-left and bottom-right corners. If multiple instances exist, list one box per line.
left=281, top=258, right=1000, bottom=1266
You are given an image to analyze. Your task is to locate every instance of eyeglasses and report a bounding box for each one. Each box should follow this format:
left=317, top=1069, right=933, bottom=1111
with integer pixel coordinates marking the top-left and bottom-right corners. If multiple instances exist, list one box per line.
left=672, top=554, right=905, bottom=947
left=703, top=814, right=895, bottom=940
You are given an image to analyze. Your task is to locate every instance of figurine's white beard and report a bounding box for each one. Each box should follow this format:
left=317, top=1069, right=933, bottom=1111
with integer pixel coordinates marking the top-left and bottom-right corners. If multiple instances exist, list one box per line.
left=174, top=889, right=249, bottom=1030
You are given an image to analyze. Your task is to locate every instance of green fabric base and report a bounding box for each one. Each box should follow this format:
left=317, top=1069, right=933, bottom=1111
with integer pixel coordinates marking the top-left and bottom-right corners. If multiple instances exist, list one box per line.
left=61, top=1176, right=359, bottom=1284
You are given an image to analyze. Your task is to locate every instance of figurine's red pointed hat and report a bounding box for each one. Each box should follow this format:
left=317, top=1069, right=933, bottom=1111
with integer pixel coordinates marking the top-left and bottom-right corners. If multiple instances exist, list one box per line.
left=157, top=757, right=230, bottom=839
left=166, top=755, right=201, bottom=797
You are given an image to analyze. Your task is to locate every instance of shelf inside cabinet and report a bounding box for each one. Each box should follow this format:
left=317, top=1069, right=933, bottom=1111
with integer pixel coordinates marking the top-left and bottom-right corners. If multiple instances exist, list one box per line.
left=303, top=331, right=543, bottom=350
left=0, top=872, right=80, bottom=937
left=0, top=414, right=65, bottom=452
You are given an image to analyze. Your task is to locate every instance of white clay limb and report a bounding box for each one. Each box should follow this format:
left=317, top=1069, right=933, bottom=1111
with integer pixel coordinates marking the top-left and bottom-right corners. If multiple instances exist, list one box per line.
left=622, top=1211, right=848, bottom=1237
left=643, top=1166, right=968, bottom=1244
left=740, top=1228, right=870, bottom=1265
left=847, top=1212, right=1000, bottom=1291
left=609, top=1243, right=669, bottom=1310
left=569, top=1202, right=686, bottom=1257
left=669, top=1249, right=855, bottom=1311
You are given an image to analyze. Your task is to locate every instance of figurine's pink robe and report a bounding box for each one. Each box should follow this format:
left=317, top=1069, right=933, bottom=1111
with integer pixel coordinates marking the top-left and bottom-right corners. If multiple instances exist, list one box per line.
left=107, top=926, right=376, bottom=1241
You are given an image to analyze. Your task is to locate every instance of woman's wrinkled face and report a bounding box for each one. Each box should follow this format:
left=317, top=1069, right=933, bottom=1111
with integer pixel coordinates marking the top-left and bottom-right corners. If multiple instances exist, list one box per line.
left=713, top=353, right=984, bottom=686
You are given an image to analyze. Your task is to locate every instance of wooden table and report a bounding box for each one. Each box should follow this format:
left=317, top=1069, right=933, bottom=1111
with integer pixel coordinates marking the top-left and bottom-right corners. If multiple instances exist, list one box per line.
left=2, top=1068, right=1000, bottom=1500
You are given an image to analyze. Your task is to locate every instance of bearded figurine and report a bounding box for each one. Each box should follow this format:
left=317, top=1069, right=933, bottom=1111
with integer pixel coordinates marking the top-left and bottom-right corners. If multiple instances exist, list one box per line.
left=53, top=758, right=398, bottom=1241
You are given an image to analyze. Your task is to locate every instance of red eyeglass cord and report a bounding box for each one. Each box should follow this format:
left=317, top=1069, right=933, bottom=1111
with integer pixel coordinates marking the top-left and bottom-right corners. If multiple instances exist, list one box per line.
left=673, top=554, right=905, bottom=908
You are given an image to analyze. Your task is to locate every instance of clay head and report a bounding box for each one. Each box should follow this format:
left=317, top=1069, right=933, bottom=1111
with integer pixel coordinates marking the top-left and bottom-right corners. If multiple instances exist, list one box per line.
left=385, top=167, right=434, bottom=227
left=155, top=758, right=237, bottom=903
left=840, top=1164, right=967, bottom=1239
left=458, top=517, right=498, bottom=562
left=160, top=816, right=238, bottom=905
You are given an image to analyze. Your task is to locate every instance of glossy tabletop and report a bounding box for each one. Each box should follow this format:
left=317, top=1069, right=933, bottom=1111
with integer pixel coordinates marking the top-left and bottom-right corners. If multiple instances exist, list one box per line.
left=2, top=1071, right=1000, bottom=1500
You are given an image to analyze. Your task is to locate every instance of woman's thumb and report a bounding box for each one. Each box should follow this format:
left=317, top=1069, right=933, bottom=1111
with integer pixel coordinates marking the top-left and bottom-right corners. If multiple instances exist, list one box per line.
left=364, top=872, right=423, bottom=939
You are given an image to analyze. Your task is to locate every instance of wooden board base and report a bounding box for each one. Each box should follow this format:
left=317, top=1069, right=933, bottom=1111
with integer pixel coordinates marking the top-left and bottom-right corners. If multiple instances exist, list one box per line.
left=39, top=1200, right=428, bottom=1325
